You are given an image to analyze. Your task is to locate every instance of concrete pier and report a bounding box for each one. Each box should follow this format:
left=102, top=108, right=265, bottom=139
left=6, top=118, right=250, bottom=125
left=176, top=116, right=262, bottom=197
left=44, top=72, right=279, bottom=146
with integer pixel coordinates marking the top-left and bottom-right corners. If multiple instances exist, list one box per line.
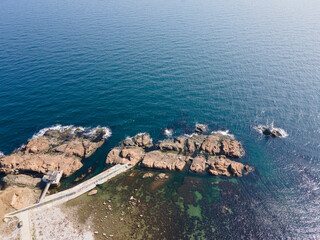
left=4, top=164, right=132, bottom=240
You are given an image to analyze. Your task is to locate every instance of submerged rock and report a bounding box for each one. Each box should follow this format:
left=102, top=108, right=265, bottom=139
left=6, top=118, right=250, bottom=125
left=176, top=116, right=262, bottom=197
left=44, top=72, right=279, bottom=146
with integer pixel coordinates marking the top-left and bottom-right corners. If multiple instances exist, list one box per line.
left=255, top=122, right=288, bottom=138
left=142, top=172, right=154, bottom=178
left=0, top=126, right=109, bottom=177
left=155, top=173, right=169, bottom=180
left=88, top=189, right=98, bottom=196
left=195, top=124, right=208, bottom=133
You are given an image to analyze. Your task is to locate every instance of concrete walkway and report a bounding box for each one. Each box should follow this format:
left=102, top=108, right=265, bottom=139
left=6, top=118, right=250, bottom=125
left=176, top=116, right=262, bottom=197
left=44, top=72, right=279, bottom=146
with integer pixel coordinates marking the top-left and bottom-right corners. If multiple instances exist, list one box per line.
left=4, top=164, right=132, bottom=240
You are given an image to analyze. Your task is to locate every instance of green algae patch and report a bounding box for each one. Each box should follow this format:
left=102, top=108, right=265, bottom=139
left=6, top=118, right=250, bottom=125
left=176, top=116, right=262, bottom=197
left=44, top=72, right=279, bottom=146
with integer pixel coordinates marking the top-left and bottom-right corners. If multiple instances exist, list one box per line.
left=187, top=204, right=202, bottom=220
left=211, top=177, right=238, bottom=184
left=206, top=185, right=222, bottom=203
left=194, top=191, right=203, bottom=202
left=175, top=196, right=185, bottom=211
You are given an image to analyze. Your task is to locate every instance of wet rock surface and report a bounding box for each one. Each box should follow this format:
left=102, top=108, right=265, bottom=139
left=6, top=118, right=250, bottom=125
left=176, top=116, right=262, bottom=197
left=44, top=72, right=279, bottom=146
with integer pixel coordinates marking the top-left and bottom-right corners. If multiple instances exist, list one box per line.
left=207, top=156, right=244, bottom=177
left=107, top=128, right=250, bottom=178
left=195, top=124, right=208, bottom=133
left=121, top=133, right=153, bottom=149
left=254, top=123, right=288, bottom=138
left=0, top=127, right=108, bottom=177
left=106, top=133, right=152, bottom=166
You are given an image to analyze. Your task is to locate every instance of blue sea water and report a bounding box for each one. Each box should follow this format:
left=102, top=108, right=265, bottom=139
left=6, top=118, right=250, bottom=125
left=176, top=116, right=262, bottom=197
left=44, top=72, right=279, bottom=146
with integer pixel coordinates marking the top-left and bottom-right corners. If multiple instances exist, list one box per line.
left=0, top=0, right=320, bottom=238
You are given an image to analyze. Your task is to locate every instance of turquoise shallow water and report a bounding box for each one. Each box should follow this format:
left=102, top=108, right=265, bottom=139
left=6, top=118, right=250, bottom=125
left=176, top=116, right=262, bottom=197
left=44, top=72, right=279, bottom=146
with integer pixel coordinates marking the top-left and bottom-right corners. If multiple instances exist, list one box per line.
left=0, top=0, right=320, bottom=238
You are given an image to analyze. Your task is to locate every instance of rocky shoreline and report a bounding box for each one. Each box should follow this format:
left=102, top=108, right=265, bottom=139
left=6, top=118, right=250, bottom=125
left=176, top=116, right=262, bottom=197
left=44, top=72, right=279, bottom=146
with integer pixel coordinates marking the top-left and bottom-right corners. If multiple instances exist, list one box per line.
left=0, top=124, right=255, bottom=239
left=0, top=126, right=110, bottom=177
left=0, top=125, right=111, bottom=223
left=106, top=126, right=252, bottom=177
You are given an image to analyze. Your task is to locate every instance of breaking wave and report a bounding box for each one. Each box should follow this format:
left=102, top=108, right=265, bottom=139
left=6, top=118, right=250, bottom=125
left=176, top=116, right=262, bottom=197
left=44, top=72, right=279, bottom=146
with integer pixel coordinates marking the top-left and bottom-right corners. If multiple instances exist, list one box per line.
left=163, top=128, right=173, bottom=137
left=0, top=151, right=5, bottom=158
left=211, top=130, right=235, bottom=139
left=32, top=124, right=112, bottom=140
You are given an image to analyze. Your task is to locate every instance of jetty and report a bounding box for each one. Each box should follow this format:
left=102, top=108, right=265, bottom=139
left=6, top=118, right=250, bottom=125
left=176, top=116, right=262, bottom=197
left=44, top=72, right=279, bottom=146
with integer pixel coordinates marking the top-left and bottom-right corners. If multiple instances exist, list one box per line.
left=4, top=163, right=132, bottom=240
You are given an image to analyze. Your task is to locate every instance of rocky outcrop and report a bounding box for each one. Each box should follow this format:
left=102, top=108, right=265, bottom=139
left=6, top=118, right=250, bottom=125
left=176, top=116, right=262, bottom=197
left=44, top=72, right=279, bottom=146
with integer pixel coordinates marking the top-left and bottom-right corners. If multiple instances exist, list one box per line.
left=106, top=127, right=250, bottom=178
left=158, top=137, right=185, bottom=153
left=106, top=147, right=145, bottom=166
left=207, top=156, right=244, bottom=177
left=185, top=135, right=207, bottom=153
left=2, top=174, right=42, bottom=188
left=200, top=135, right=221, bottom=155
left=190, top=156, right=206, bottom=173
left=158, top=132, right=244, bottom=158
left=0, top=154, right=83, bottom=177
left=220, top=138, right=244, bottom=158
left=0, top=186, right=41, bottom=219
left=121, top=133, right=153, bottom=148
left=141, top=151, right=187, bottom=171
left=255, top=124, right=288, bottom=138
left=106, top=133, right=150, bottom=166
left=0, top=126, right=108, bottom=177
left=195, top=124, right=208, bottom=133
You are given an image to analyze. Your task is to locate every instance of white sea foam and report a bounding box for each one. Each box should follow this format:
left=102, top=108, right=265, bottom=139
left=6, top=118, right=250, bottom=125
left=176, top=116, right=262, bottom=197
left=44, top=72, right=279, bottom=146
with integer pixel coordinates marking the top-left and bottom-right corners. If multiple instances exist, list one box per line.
left=163, top=128, right=173, bottom=137
left=195, top=123, right=208, bottom=132
left=271, top=127, right=288, bottom=138
left=183, top=133, right=198, bottom=138
left=0, top=151, right=5, bottom=157
left=32, top=124, right=112, bottom=140
left=125, top=132, right=153, bottom=143
left=254, top=125, right=288, bottom=138
left=211, top=130, right=235, bottom=139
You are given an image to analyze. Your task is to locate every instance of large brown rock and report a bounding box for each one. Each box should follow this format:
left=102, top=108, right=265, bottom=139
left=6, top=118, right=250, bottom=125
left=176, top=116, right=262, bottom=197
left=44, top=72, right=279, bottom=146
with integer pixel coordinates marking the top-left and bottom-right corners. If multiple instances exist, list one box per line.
left=207, top=156, right=232, bottom=176
left=200, top=135, right=221, bottom=155
left=0, top=186, right=41, bottom=219
left=141, top=151, right=186, bottom=171
left=185, top=135, right=207, bottom=154
left=207, top=156, right=244, bottom=177
left=62, top=140, right=85, bottom=158
left=2, top=174, right=42, bottom=188
left=0, top=126, right=108, bottom=177
left=230, top=161, right=244, bottom=177
left=122, top=133, right=153, bottom=148
left=22, top=136, right=53, bottom=154
left=0, top=154, right=83, bottom=177
left=106, top=147, right=145, bottom=166
left=190, top=156, right=206, bottom=173
left=158, top=137, right=185, bottom=152
left=220, top=138, right=244, bottom=158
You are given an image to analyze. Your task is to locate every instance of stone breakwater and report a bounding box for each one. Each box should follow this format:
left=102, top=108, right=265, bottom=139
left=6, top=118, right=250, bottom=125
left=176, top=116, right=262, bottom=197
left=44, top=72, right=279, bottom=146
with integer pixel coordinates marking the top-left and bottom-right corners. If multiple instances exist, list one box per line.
left=0, top=126, right=111, bottom=177
left=106, top=130, right=252, bottom=177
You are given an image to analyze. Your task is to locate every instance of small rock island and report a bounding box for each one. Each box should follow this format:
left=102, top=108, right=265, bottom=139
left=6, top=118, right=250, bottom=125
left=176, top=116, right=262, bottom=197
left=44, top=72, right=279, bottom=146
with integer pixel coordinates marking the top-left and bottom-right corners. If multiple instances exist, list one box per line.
left=107, top=126, right=252, bottom=177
